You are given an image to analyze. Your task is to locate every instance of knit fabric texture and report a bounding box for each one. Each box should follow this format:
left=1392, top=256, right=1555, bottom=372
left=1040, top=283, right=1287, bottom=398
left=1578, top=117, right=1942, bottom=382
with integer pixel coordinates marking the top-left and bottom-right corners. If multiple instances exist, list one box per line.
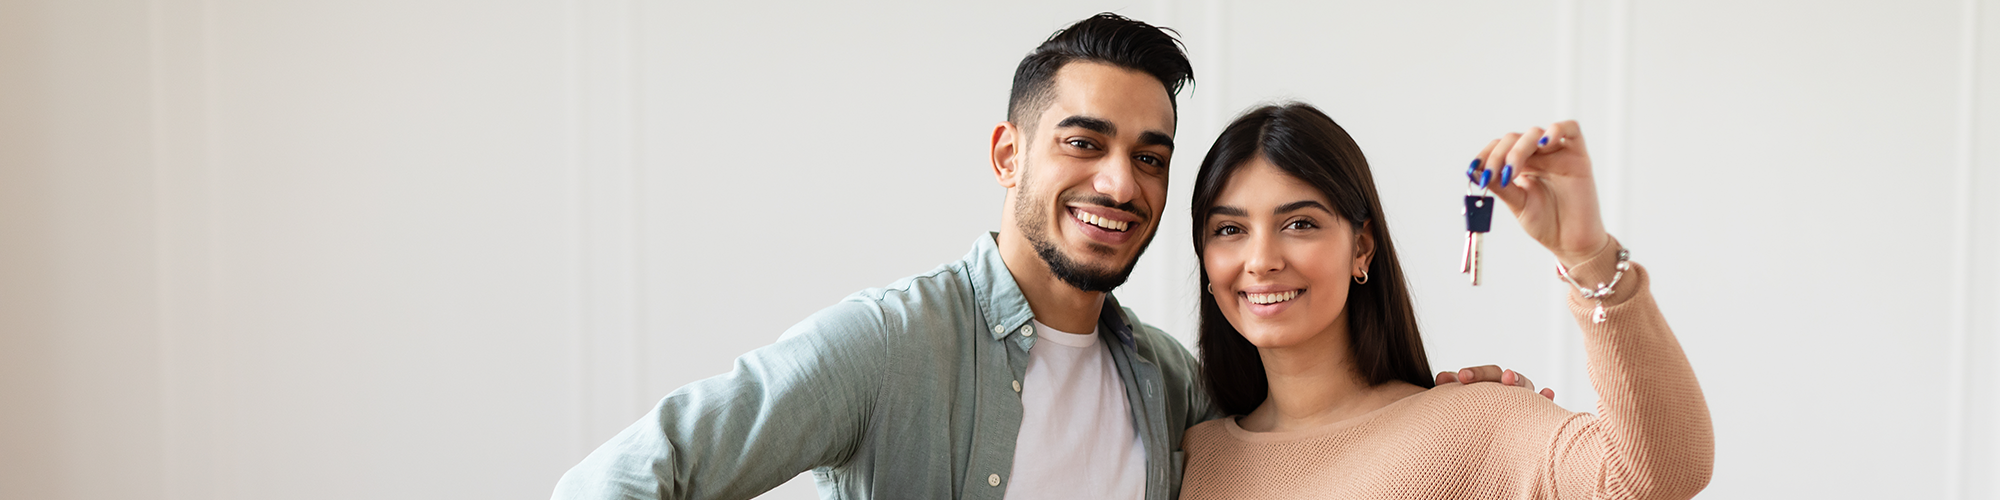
left=1179, top=243, right=1714, bottom=500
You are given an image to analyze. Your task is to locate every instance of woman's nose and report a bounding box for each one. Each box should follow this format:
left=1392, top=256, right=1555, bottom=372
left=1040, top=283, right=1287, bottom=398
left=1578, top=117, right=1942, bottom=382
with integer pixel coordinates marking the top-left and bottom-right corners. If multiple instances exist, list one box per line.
left=1243, top=234, right=1284, bottom=276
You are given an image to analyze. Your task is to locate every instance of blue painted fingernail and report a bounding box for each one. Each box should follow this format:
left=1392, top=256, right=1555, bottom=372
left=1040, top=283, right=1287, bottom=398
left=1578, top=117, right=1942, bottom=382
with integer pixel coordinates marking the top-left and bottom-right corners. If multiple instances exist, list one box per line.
left=1478, top=169, right=1492, bottom=189
left=1501, top=165, right=1513, bottom=187
left=1470, top=158, right=1481, bottom=170
left=1539, top=136, right=1549, bottom=146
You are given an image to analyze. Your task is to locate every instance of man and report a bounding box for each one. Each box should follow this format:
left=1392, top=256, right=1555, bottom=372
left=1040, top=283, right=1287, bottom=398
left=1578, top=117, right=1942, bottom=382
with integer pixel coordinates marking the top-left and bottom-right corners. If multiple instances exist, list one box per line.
left=553, top=13, right=1537, bottom=500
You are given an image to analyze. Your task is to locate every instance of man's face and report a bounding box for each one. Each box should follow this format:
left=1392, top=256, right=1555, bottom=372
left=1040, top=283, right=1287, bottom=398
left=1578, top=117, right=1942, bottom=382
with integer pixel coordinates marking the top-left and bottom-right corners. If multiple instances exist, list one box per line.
left=1012, top=61, right=1176, bottom=292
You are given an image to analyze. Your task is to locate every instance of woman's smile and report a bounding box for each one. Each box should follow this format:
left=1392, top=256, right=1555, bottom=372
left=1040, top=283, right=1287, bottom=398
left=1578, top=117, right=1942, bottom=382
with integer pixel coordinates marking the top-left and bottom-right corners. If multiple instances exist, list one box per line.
left=1237, top=286, right=1306, bottom=318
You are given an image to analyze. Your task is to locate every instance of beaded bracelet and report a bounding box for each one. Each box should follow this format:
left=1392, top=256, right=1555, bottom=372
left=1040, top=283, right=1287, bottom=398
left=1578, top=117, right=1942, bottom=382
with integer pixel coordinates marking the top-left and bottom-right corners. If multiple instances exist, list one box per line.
left=1555, top=247, right=1629, bottom=324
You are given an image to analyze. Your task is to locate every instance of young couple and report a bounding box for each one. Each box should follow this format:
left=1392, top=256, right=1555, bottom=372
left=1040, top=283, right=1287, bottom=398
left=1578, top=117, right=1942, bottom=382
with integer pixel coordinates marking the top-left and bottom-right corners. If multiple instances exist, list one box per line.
left=553, top=13, right=1712, bottom=500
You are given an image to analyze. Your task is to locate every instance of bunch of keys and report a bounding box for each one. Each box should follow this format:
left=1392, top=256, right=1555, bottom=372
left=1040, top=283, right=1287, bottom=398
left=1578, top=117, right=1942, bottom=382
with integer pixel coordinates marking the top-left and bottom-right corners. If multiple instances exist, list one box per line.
left=1461, top=164, right=1496, bottom=285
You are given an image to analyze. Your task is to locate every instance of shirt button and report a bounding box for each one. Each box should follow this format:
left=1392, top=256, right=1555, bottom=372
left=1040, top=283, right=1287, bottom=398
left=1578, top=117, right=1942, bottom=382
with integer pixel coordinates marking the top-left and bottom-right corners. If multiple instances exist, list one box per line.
left=1012, top=380, right=1022, bottom=393
left=1020, top=325, right=1034, bottom=337
left=988, top=474, right=1001, bottom=486
left=991, top=325, right=1001, bottom=335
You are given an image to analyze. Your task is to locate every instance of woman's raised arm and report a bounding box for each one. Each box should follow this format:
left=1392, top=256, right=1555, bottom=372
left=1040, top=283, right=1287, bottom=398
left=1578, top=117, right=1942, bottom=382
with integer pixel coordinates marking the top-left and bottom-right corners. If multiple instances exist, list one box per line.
left=1480, top=122, right=1715, bottom=499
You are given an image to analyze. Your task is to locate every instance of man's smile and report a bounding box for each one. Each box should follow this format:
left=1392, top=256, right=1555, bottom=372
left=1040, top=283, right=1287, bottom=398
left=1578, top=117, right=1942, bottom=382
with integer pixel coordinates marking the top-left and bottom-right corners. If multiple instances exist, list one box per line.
left=1066, top=205, right=1144, bottom=247
left=1069, top=207, right=1133, bottom=232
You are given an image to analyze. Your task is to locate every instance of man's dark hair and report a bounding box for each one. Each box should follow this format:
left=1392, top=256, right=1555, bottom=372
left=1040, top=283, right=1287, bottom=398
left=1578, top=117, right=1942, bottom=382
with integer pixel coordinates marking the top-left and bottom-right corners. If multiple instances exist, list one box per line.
left=1007, top=13, right=1194, bottom=130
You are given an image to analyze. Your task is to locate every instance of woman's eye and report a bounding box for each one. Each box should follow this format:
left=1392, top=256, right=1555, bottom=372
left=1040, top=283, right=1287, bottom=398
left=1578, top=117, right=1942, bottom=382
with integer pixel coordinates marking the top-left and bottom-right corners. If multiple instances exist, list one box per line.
left=1286, top=220, right=1317, bottom=230
left=1212, top=225, right=1242, bottom=236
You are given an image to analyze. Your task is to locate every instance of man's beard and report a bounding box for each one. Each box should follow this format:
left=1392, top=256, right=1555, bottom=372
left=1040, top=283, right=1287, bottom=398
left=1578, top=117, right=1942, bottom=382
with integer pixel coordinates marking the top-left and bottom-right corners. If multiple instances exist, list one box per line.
left=1013, top=169, right=1154, bottom=293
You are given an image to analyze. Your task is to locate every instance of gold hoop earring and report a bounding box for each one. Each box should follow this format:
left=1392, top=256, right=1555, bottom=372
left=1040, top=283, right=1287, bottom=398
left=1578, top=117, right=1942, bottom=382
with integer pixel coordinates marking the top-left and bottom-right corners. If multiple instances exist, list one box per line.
left=1354, top=270, right=1369, bottom=285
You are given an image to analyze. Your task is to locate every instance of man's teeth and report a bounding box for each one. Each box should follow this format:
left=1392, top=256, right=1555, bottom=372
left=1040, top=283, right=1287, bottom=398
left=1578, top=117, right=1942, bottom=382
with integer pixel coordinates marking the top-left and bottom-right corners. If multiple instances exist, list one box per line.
left=1247, top=290, right=1300, bottom=305
left=1075, top=210, right=1130, bottom=232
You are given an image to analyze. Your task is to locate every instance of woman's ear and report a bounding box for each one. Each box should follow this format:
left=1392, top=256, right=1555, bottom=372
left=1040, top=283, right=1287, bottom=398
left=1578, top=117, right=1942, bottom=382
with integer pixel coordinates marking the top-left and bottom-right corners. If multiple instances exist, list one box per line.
left=1352, top=220, right=1376, bottom=276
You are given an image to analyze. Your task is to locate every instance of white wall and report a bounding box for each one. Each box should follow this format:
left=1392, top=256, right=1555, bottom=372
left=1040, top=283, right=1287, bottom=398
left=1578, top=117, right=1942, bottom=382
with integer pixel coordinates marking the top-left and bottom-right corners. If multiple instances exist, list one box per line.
left=2, top=1, right=1996, bottom=499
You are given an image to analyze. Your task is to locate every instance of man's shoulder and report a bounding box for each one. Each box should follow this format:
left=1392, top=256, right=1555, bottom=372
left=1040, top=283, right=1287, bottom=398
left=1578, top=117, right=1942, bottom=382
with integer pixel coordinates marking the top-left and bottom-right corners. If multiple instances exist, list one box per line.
left=846, top=260, right=973, bottom=306
left=783, top=260, right=978, bottom=342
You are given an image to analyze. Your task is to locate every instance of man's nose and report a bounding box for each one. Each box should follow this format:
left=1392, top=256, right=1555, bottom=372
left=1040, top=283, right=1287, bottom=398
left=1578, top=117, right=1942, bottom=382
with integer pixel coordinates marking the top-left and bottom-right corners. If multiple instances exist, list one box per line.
left=1091, top=156, right=1140, bottom=205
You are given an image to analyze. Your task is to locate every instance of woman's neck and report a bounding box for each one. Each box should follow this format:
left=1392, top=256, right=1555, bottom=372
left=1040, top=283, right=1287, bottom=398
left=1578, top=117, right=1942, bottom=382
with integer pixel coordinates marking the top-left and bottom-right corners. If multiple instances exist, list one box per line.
left=1238, top=320, right=1422, bottom=433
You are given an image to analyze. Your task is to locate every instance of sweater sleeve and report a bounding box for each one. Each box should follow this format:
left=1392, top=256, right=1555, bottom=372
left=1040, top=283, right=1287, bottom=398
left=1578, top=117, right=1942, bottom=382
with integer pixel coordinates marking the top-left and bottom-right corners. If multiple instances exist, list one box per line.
left=1541, top=238, right=1714, bottom=500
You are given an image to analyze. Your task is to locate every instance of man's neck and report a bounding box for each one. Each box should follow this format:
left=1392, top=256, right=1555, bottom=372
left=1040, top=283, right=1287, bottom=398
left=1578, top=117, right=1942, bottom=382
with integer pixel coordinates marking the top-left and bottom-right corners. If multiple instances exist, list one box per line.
left=995, top=232, right=1104, bottom=334
left=1238, top=320, right=1421, bottom=433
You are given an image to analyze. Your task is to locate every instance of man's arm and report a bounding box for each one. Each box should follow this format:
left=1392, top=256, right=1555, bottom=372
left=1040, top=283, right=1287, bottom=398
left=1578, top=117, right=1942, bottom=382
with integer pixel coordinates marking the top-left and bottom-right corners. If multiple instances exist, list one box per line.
left=552, top=301, right=888, bottom=500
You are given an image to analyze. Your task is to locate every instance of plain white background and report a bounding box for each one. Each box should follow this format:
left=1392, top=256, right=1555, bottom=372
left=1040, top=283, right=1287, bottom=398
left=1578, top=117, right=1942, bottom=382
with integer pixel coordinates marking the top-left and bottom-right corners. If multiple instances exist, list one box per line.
left=3, top=1, right=1998, bottom=499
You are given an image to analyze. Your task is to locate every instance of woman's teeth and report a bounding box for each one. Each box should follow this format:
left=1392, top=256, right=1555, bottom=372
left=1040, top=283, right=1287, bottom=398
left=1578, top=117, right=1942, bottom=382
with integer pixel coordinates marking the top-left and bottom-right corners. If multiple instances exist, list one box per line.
left=1247, top=290, right=1300, bottom=305
left=1074, top=210, right=1130, bottom=232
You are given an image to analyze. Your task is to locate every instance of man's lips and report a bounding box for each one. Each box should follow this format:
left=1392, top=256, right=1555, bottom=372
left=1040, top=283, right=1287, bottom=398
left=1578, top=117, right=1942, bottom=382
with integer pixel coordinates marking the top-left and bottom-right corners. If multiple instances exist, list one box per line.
left=1068, top=206, right=1140, bottom=233
left=1066, top=207, right=1137, bottom=246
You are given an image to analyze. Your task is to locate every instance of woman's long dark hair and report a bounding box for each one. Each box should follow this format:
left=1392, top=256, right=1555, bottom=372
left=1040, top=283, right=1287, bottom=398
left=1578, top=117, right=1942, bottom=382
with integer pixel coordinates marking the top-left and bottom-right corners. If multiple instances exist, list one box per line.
left=1192, top=102, right=1433, bottom=416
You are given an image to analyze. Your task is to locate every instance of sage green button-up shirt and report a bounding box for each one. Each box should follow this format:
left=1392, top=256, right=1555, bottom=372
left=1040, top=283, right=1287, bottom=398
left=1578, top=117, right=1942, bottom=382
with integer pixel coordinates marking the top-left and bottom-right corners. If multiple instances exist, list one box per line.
left=553, top=233, right=1218, bottom=500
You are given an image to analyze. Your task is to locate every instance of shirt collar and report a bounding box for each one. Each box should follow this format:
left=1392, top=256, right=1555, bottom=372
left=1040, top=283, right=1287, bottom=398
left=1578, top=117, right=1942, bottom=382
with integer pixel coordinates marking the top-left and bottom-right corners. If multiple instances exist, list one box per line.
left=966, top=232, right=1135, bottom=348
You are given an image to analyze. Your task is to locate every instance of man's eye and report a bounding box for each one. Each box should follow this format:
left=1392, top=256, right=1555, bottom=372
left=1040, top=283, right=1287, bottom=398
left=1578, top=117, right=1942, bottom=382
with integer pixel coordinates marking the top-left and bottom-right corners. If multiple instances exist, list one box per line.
left=1067, top=139, right=1097, bottom=150
left=1136, top=154, right=1165, bottom=167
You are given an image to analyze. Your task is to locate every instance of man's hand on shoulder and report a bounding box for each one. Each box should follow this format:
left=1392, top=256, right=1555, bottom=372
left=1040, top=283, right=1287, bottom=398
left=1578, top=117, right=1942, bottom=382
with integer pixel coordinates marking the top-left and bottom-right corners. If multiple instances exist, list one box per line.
left=1436, top=365, right=1557, bottom=401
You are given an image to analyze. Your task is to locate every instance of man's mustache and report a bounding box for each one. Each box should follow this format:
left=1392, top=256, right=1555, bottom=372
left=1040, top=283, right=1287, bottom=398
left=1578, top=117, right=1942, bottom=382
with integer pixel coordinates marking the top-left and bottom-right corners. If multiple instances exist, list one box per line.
left=1061, top=194, right=1149, bottom=224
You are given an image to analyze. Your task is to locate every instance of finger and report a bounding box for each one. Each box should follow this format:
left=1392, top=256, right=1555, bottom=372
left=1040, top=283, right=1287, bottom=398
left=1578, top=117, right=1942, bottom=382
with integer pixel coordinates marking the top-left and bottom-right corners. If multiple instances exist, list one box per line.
left=1436, top=371, right=1458, bottom=385
left=1488, top=128, right=1541, bottom=211
left=1502, top=369, right=1535, bottom=392
left=1480, top=134, right=1520, bottom=190
left=1501, top=127, right=1544, bottom=180
left=1467, top=139, right=1500, bottom=185
left=1540, top=388, right=1556, bottom=401
left=1455, top=365, right=1505, bottom=384
left=1536, top=120, right=1587, bottom=156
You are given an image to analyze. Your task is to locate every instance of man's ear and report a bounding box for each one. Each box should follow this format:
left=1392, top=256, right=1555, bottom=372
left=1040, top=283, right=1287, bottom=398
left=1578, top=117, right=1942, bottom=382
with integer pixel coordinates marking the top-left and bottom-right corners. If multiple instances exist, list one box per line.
left=991, top=121, right=1023, bottom=188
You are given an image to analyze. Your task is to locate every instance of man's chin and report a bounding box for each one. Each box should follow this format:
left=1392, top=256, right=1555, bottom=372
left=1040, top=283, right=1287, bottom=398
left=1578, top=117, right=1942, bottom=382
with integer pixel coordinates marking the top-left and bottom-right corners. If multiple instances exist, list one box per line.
left=1036, top=241, right=1140, bottom=293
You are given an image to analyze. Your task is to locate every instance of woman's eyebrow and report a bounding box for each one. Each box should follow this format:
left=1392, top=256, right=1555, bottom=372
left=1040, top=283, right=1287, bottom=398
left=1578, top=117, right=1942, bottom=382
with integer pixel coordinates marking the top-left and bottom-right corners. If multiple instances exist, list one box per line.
left=1207, top=205, right=1247, bottom=217
left=1274, top=200, right=1331, bottom=215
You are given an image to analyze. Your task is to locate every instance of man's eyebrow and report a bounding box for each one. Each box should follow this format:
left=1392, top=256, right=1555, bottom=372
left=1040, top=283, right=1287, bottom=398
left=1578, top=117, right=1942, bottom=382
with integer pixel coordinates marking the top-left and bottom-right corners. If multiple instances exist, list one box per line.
left=1275, top=200, right=1332, bottom=215
left=1207, top=205, right=1247, bottom=218
left=1139, top=131, right=1175, bottom=151
left=1054, top=115, right=1115, bottom=135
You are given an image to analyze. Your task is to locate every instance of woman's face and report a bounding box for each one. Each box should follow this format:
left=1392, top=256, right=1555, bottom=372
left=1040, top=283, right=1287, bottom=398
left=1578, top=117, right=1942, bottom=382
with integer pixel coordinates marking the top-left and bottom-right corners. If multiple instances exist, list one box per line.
left=1202, top=157, right=1371, bottom=350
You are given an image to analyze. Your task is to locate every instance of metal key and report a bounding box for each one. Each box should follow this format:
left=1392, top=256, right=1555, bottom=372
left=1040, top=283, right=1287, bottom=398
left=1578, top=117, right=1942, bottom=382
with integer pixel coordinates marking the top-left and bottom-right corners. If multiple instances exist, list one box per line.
left=1461, top=168, right=1495, bottom=285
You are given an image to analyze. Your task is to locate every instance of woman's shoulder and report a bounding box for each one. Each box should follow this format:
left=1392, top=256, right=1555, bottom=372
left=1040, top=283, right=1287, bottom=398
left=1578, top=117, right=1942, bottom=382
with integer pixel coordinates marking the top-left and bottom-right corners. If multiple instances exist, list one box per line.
left=1414, top=382, right=1583, bottom=425
left=1183, top=417, right=1237, bottom=448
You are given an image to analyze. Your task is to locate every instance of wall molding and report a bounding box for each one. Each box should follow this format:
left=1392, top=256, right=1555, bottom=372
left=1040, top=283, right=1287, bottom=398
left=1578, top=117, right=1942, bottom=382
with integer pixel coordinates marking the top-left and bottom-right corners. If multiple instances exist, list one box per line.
left=570, top=0, right=645, bottom=455
left=150, top=0, right=226, bottom=497
left=1948, top=1, right=1995, bottom=497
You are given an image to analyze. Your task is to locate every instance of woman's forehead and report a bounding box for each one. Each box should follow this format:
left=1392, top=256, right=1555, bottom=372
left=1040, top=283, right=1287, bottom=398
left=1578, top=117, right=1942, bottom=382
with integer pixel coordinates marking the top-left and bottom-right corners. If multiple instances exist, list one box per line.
left=1215, top=158, right=1331, bottom=210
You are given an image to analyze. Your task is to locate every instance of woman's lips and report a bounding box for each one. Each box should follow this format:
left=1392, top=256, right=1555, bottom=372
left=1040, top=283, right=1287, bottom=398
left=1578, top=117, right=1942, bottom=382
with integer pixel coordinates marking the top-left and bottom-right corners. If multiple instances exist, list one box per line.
left=1240, top=288, right=1303, bottom=318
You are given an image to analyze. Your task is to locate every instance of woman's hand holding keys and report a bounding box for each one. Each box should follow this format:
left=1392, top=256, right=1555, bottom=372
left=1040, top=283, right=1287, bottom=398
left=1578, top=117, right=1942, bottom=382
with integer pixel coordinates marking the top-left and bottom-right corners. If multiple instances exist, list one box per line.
left=1474, top=121, right=1611, bottom=268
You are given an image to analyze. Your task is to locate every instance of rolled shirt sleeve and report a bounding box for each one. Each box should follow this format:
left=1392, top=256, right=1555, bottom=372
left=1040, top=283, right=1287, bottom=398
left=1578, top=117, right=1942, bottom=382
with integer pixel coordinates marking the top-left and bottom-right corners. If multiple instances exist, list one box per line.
left=552, top=301, right=889, bottom=500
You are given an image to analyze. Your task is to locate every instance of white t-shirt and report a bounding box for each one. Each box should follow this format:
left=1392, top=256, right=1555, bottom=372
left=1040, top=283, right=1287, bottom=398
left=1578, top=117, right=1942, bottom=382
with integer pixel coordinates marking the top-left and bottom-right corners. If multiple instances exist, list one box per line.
left=1002, top=320, right=1145, bottom=500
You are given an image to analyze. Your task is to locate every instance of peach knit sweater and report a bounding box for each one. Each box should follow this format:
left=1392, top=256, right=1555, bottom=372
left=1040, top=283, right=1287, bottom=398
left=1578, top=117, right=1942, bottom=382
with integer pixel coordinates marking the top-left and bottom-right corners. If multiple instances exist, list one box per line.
left=1179, top=242, right=1714, bottom=500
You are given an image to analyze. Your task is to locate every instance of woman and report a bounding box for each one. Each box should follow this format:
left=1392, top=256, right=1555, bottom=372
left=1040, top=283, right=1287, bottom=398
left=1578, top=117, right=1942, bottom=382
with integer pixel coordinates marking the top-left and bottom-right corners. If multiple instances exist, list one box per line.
left=1178, top=103, right=1712, bottom=499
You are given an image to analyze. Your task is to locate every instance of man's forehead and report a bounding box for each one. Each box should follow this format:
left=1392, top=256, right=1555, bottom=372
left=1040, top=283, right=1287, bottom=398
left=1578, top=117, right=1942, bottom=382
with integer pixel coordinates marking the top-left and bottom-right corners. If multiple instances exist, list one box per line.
left=1039, top=62, right=1176, bottom=137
